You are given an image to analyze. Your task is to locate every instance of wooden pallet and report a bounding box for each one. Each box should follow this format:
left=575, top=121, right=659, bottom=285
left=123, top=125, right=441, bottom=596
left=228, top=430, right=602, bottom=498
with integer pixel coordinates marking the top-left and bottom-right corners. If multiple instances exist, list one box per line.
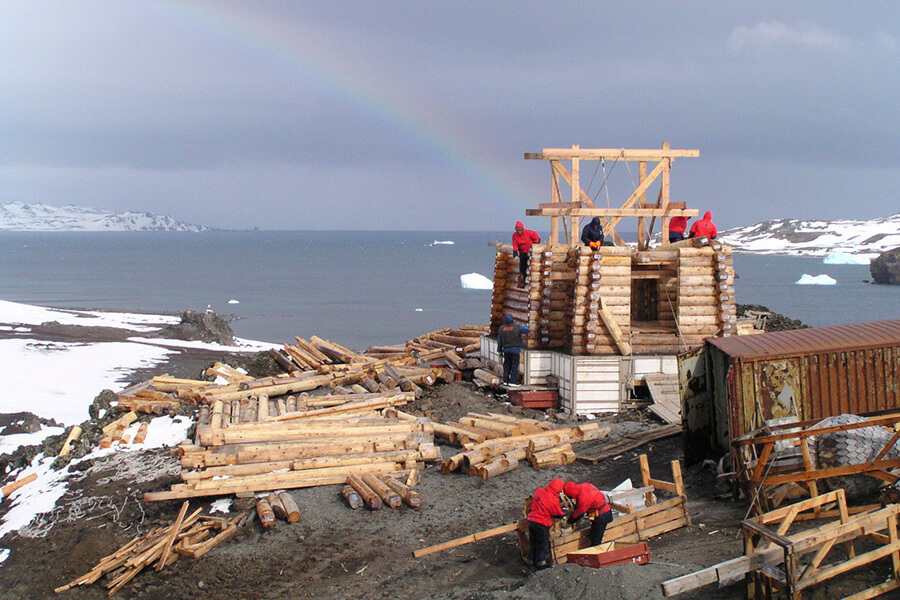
left=644, top=374, right=681, bottom=425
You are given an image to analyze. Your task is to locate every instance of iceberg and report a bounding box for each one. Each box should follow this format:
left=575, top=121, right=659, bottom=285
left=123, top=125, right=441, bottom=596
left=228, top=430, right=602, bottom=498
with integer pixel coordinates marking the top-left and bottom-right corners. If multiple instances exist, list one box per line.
left=822, top=251, right=872, bottom=265
left=795, top=274, right=837, bottom=285
left=460, top=273, right=493, bottom=290
left=228, top=299, right=240, bottom=304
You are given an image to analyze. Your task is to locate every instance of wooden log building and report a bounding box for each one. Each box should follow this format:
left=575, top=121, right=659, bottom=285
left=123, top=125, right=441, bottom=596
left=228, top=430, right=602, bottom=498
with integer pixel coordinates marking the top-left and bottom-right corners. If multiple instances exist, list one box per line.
left=483, top=144, right=737, bottom=415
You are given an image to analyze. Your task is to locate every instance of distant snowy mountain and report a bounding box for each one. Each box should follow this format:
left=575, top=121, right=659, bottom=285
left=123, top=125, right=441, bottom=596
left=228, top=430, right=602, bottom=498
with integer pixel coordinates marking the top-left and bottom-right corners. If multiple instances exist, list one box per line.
left=719, top=214, right=900, bottom=258
left=0, top=201, right=210, bottom=232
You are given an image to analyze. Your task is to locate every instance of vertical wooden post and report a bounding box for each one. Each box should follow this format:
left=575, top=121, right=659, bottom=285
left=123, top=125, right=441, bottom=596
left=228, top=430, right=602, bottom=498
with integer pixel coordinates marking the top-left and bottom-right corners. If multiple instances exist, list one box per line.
left=889, top=514, right=900, bottom=582
left=637, top=161, right=647, bottom=250
left=639, top=454, right=656, bottom=506
left=570, top=146, right=580, bottom=246
left=550, top=162, right=561, bottom=245
left=661, top=142, right=671, bottom=246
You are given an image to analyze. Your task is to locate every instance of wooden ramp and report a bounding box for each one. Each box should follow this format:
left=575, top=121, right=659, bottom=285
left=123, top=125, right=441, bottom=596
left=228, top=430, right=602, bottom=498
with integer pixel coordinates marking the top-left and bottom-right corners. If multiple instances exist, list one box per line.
left=644, top=374, right=681, bottom=425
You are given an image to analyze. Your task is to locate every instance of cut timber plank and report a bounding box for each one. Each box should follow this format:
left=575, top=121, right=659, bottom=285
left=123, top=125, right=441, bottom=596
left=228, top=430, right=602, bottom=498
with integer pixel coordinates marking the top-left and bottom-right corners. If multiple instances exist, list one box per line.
left=576, top=425, right=682, bottom=464
left=413, top=523, right=519, bottom=558
left=644, top=374, right=681, bottom=425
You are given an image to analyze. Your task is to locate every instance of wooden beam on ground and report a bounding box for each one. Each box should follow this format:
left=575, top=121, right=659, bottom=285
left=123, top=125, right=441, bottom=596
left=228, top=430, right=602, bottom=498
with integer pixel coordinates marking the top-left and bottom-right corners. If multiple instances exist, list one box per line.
left=413, top=523, right=519, bottom=558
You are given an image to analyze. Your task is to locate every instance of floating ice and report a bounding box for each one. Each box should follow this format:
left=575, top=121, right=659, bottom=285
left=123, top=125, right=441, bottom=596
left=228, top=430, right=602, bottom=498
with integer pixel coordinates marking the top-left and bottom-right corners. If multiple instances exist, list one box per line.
left=414, top=308, right=424, bottom=312
left=795, top=274, right=837, bottom=285
left=460, top=273, right=493, bottom=290
left=822, top=251, right=872, bottom=265
left=228, top=299, right=240, bottom=304
left=428, top=240, right=454, bottom=246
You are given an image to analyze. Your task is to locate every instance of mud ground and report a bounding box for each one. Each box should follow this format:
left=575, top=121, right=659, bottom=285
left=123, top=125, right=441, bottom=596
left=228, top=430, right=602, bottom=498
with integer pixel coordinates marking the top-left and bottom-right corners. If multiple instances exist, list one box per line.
left=1, top=348, right=897, bottom=600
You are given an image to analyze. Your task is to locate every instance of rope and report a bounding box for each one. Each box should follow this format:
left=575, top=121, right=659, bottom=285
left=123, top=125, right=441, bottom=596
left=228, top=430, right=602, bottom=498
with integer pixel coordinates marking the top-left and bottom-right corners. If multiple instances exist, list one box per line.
left=592, top=157, right=619, bottom=205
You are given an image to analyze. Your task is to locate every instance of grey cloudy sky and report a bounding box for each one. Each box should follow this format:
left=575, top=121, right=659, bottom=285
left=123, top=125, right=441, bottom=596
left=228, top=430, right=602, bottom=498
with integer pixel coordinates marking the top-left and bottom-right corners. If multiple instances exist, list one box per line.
left=1, top=1, right=898, bottom=231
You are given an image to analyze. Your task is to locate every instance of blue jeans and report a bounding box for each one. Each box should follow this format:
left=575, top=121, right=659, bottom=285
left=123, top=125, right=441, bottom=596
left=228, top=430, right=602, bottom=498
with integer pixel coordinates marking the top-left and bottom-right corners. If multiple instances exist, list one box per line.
left=502, top=350, right=520, bottom=384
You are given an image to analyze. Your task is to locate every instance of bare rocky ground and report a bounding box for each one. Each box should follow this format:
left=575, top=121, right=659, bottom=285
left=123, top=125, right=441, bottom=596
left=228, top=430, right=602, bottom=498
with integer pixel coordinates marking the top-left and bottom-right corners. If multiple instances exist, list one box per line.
left=0, top=343, right=896, bottom=600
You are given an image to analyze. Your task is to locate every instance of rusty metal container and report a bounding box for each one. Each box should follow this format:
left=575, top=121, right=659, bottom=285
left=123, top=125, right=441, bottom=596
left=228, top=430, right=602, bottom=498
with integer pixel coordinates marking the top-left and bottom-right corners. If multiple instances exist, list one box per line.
left=681, top=319, right=900, bottom=460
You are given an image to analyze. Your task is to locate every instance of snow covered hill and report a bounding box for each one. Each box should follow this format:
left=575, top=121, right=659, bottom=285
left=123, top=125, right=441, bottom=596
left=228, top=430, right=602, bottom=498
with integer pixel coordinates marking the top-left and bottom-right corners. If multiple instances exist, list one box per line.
left=0, top=201, right=210, bottom=232
left=719, top=213, right=900, bottom=258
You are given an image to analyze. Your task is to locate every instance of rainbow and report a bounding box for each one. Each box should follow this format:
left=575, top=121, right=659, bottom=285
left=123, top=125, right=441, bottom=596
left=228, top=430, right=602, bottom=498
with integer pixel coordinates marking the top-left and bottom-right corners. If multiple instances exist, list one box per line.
left=151, top=2, right=535, bottom=213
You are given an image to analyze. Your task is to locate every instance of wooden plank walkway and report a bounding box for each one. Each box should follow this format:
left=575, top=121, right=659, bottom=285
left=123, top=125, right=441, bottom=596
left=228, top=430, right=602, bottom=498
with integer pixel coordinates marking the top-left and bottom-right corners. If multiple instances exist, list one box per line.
left=645, top=374, right=682, bottom=425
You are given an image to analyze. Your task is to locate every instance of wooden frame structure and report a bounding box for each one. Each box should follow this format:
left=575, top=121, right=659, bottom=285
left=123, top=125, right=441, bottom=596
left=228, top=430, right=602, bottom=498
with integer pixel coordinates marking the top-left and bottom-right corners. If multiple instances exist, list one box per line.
left=516, top=454, right=690, bottom=564
left=524, top=143, right=699, bottom=249
left=663, top=490, right=900, bottom=600
left=731, top=411, right=900, bottom=516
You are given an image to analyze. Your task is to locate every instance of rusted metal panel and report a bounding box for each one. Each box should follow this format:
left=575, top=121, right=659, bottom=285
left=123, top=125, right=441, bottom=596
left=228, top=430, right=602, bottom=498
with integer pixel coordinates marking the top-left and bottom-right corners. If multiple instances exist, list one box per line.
left=708, top=319, right=900, bottom=361
left=703, top=323, right=900, bottom=454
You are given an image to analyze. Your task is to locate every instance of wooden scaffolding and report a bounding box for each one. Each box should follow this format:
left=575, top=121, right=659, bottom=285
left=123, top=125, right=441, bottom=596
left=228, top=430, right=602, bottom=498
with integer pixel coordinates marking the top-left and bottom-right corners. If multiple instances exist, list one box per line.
left=489, top=143, right=737, bottom=356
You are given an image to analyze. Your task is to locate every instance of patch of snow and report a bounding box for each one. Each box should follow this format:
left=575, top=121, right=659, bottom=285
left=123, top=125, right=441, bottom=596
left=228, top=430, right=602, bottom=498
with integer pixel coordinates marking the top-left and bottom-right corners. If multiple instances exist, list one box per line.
left=228, top=299, right=240, bottom=304
left=214, top=375, right=230, bottom=385
left=0, top=415, right=193, bottom=536
left=0, top=427, right=64, bottom=456
left=210, top=499, right=233, bottom=514
left=823, top=251, right=873, bottom=265
left=126, top=336, right=280, bottom=352
left=0, top=299, right=179, bottom=332
left=0, top=548, right=8, bottom=565
left=0, top=455, right=69, bottom=537
left=0, top=338, right=173, bottom=425
left=795, top=274, right=838, bottom=285
left=460, top=273, right=493, bottom=290
left=720, top=213, right=900, bottom=256
left=0, top=201, right=209, bottom=232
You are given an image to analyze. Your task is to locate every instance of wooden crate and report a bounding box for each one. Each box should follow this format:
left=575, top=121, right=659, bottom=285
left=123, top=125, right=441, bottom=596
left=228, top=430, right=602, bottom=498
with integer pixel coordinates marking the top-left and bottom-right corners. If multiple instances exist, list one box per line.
left=508, top=389, right=558, bottom=409
left=566, top=542, right=649, bottom=569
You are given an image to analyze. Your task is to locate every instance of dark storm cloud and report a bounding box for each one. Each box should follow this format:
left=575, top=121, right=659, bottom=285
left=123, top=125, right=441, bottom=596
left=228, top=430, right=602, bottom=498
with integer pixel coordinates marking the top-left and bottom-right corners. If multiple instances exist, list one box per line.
left=0, top=1, right=898, bottom=229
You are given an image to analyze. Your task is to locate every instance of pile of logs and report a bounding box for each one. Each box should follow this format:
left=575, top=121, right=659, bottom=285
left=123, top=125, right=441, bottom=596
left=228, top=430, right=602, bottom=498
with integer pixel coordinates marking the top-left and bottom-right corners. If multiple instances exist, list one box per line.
left=343, top=472, right=421, bottom=510
left=96, top=411, right=150, bottom=448
left=440, top=415, right=610, bottom=479
left=55, top=501, right=249, bottom=595
left=255, top=492, right=301, bottom=527
left=144, top=391, right=440, bottom=501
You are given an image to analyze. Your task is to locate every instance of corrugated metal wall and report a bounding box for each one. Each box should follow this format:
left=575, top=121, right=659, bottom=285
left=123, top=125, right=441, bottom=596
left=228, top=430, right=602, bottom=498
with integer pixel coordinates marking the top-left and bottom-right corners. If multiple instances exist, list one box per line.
left=725, top=345, right=900, bottom=439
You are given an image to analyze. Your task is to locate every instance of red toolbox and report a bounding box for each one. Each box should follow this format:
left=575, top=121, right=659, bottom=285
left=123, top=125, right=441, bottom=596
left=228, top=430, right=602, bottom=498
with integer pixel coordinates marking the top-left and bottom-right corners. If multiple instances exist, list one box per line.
left=507, top=389, right=558, bottom=409
left=565, top=542, right=650, bottom=569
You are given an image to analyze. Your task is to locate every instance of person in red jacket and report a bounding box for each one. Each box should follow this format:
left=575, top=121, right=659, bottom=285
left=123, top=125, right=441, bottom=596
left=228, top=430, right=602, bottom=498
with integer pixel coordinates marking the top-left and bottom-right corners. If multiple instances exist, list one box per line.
left=512, top=221, right=541, bottom=287
left=563, top=481, right=614, bottom=546
left=668, top=215, right=690, bottom=243
left=526, top=478, right=566, bottom=569
left=689, top=211, right=717, bottom=240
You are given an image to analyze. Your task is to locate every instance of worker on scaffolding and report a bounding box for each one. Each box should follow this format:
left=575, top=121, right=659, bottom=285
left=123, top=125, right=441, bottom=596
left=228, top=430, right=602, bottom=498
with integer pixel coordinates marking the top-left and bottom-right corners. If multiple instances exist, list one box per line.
left=689, top=211, right=718, bottom=240
left=564, top=481, right=614, bottom=547
left=527, top=478, right=567, bottom=569
left=668, top=214, right=690, bottom=243
left=497, top=313, right=528, bottom=386
left=512, top=220, right=541, bottom=287
left=580, top=216, right=605, bottom=249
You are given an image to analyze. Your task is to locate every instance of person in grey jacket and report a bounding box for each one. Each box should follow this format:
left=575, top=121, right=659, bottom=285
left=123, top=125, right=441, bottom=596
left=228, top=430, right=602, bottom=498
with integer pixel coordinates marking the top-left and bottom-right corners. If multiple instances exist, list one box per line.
left=497, top=313, right=529, bottom=386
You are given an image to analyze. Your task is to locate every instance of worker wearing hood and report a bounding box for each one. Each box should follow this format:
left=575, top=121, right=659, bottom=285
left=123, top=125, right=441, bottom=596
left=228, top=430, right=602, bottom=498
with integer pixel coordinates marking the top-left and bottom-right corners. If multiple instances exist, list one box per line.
left=527, top=478, right=566, bottom=568
left=564, top=481, right=613, bottom=546
left=580, top=217, right=604, bottom=248
left=689, top=211, right=717, bottom=240
left=497, top=313, right=529, bottom=386
left=511, top=221, right=541, bottom=287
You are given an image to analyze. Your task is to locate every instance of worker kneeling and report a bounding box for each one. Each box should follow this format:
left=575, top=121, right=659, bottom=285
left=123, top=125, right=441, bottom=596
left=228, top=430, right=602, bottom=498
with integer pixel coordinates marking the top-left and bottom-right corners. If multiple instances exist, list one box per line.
left=526, top=478, right=566, bottom=569
left=564, top=481, right=614, bottom=547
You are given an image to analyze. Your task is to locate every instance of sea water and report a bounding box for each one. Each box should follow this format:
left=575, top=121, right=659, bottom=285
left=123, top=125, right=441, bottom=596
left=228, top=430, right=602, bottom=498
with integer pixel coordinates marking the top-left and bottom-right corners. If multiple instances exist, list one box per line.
left=0, top=231, right=896, bottom=348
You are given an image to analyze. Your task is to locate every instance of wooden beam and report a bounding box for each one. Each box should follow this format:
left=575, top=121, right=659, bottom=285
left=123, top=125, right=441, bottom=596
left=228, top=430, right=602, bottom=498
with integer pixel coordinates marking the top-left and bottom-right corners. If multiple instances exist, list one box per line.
left=526, top=148, right=700, bottom=161
left=526, top=208, right=698, bottom=218
left=550, top=161, right=626, bottom=246
left=413, top=523, right=519, bottom=558
left=603, top=158, right=668, bottom=237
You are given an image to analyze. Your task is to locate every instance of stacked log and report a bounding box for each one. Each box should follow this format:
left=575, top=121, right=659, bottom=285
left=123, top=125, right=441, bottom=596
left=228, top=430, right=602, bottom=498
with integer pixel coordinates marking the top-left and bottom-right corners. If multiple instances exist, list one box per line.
left=55, top=503, right=249, bottom=595
left=144, top=392, right=442, bottom=501
left=534, top=245, right=571, bottom=349
left=675, top=245, right=736, bottom=349
left=441, top=419, right=610, bottom=479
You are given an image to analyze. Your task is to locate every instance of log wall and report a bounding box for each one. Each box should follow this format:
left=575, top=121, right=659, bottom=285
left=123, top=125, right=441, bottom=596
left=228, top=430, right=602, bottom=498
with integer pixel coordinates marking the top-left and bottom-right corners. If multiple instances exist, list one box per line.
left=490, top=242, right=736, bottom=356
